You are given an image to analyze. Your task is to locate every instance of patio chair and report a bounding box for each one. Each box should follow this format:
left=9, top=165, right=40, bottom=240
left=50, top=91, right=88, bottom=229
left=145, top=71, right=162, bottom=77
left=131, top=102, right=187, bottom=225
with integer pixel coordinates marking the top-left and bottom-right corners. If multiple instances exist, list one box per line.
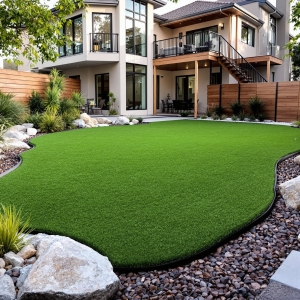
left=91, top=99, right=105, bottom=115
left=161, top=99, right=167, bottom=112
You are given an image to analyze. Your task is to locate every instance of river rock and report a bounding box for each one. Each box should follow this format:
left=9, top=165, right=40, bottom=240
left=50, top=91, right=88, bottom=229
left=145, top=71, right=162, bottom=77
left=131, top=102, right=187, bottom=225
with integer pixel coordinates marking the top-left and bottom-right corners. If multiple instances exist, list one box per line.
left=279, top=175, right=300, bottom=210
left=0, top=275, right=16, bottom=300
left=22, top=123, right=34, bottom=129
left=18, top=234, right=120, bottom=300
left=17, top=245, right=36, bottom=260
left=16, top=265, right=32, bottom=289
left=115, top=116, right=130, bottom=125
left=294, top=155, right=300, bottom=165
left=3, top=130, right=29, bottom=141
left=11, top=125, right=26, bottom=132
left=26, top=128, right=37, bottom=136
left=0, top=138, right=30, bottom=150
left=73, top=119, right=86, bottom=128
left=96, top=117, right=112, bottom=124
left=132, top=119, right=139, bottom=125
left=0, top=258, right=5, bottom=269
left=4, top=252, right=24, bottom=267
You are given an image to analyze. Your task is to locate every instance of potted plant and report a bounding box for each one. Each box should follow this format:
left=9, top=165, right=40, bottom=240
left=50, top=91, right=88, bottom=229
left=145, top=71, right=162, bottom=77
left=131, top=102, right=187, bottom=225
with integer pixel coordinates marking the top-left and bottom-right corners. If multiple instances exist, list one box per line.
left=108, top=92, right=118, bottom=115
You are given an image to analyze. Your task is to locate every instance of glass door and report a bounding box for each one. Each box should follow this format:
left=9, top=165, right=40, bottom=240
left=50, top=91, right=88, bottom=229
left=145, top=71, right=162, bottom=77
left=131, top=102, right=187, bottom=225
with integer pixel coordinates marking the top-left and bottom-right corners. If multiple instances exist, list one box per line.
left=176, top=76, right=195, bottom=101
left=95, top=73, right=109, bottom=108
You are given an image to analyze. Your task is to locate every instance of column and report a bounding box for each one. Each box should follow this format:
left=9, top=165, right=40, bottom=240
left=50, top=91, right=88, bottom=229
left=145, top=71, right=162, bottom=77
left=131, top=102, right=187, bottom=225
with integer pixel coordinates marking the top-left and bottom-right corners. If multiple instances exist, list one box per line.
left=194, top=61, right=199, bottom=119
left=153, top=66, right=157, bottom=115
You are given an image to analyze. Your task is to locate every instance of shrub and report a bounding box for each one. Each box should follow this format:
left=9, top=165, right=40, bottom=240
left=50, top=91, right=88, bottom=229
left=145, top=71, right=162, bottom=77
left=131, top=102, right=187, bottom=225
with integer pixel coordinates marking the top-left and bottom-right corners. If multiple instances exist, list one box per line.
left=39, top=112, right=65, bottom=133
left=136, top=117, right=143, bottom=123
left=292, top=120, right=300, bottom=127
left=206, top=106, right=212, bottom=117
left=70, top=91, right=85, bottom=107
left=0, top=117, right=13, bottom=142
left=61, top=111, right=79, bottom=129
left=200, top=115, right=207, bottom=119
left=180, top=111, right=190, bottom=117
left=213, top=105, right=225, bottom=117
left=258, top=113, right=267, bottom=122
left=212, top=113, right=219, bottom=120
left=229, top=101, right=243, bottom=116
left=28, top=91, right=44, bottom=114
left=248, top=115, right=256, bottom=122
left=249, top=96, right=264, bottom=118
left=0, top=91, right=27, bottom=124
left=220, top=114, right=227, bottom=120
left=44, top=86, right=61, bottom=114
left=0, top=204, right=32, bottom=256
left=108, top=109, right=118, bottom=116
left=231, top=115, right=238, bottom=121
left=128, top=115, right=134, bottom=122
left=238, top=112, right=246, bottom=121
left=49, top=68, right=65, bottom=93
left=24, top=113, right=42, bottom=129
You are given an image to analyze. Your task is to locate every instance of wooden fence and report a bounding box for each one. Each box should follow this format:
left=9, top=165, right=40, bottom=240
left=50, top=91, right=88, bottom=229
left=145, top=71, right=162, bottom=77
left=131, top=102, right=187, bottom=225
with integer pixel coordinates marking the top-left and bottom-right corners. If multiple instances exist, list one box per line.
left=0, top=69, right=81, bottom=105
left=207, top=82, right=300, bottom=122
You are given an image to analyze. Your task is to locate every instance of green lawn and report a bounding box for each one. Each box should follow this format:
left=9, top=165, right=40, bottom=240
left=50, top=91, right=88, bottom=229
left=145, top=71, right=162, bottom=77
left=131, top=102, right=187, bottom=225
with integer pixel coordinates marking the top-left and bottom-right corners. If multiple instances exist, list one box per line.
left=1, top=120, right=300, bottom=268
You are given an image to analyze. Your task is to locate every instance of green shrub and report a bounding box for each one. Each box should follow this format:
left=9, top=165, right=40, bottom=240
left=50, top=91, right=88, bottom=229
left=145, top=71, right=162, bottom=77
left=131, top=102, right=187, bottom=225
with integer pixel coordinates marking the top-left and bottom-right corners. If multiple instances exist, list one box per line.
left=62, top=111, right=79, bottom=129
left=220, top=114, right=228, bottom=120
left=212, top=113, right=219, bottom=120
left=44, top=86, right=61, bottom=114
left=0, top=117, right=13, bottom=142
left=109, top=109, right=118, bottom=115
left=248, top=115, right=256, bottom=122
left=28, top=91, right=44, bottom=114
left=24, top=113, right=42, bottom=129
left=49, top=69, right=65, bottom=93
left=213, top=105, right=225, bottom=117
left=292, top=120, right=300, bottom=127
left=70, top=92, right=85, bottom=107
left=127, top=115, right=134, bottom=122
left=258, top=114, right=267, bottom=122
left=39, top=112, right=65, bottom=133
left=200, top=115, right=207, bottom=119
left=238, top=112, right=246, bottom=121
left=180, top=111, right=190, bottom=117
left=0, top=204, right=32, bottom=256
left=136, top=117, right=143, bottom=123
left=0, top=91, right=27, bottom=124
left=206, top=106, right=212, bottom=117
left=231, top=115, right=238, bottom=121
left=249, top=96, right=264, bottom=118
left=230, top=101, right=243, bottom=116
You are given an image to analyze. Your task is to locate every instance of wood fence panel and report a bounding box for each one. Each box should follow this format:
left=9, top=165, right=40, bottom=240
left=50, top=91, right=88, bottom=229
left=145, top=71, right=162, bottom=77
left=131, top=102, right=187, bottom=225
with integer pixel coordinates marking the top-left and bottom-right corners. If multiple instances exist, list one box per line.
left=207, top=85, right=220, bottom=111
left=277, top=82, right=299, bottom=122
left=0, top=69, right=81, bottom=104
left=240, top=83, right=257, bottom=115
left=256, top=82, right=277, bottom=120
left=221, top=84, right=239, bottom=115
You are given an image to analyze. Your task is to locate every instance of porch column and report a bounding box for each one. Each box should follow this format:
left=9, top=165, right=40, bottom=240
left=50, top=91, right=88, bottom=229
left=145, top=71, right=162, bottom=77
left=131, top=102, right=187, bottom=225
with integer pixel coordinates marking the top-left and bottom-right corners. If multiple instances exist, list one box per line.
left=266, top=60, right=271, bottom=82
left=194, top=60, right=199, bottom=119
left=235, top=15, right=239, bottom=52
left=153, top=66, right=157, bottom=115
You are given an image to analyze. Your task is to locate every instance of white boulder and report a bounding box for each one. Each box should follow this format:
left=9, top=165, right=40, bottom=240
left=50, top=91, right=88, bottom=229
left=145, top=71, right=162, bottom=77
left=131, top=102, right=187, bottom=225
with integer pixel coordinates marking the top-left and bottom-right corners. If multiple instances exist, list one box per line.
left=132, top=119, right=139, bottom=125
left=22, top=123, right=34, bottom=129
left=3, top=129, right=29, bottom=141
left=294, top=155, right=300, bottom=165
left=96, top=117, right=112, bottom=125
left=11, top=125, right=27, bottom=132
left=279, top=175, right=300, bottom=210
left=0, top=275, right=16, bottom=300
left=0, top=268, right=6, bottom=276
left=4, top=251, right=24, bottom=267
left=115, top=116, right=130, bottom=125
left=80, top=113, right=98, bottom=127
left=0, top=138, right=30, bottom=150
left=98, top=124, right=110, bottom=127
left=18, top=234, right=120, bottom=300
left=73, top=119, right=86, bottom=128
left=0, top=258, right=5, bottom=269
left=27, top=128, right=37, bottom=136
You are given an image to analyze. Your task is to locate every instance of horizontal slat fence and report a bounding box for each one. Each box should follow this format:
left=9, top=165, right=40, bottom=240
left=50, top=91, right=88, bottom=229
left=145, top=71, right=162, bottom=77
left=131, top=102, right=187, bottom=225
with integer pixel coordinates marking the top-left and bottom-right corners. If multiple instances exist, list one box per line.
left=207, top=82, right=300, bottom=122
left=0, top=69, right=80, bottom=105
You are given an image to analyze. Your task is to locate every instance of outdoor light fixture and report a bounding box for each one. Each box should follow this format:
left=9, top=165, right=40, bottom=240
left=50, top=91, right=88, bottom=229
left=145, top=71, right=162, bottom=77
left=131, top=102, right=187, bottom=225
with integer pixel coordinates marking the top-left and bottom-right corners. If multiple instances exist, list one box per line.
left=219, top=23, right=224, bottom=30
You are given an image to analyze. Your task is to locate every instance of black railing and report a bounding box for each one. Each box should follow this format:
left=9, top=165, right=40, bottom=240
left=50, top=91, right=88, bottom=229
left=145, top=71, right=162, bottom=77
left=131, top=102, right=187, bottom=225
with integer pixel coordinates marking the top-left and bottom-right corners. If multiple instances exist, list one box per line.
left=153, top=31, right=266, bottom=83
left=90, top=33, right=119, bottom=53
left=218, top=33, right=266, bottom=83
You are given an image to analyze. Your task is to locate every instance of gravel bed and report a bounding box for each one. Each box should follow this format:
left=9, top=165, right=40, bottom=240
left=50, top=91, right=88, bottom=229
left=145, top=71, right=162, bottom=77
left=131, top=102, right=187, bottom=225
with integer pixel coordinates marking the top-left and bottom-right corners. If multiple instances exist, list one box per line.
left=1, top=145, right=299, bottom=300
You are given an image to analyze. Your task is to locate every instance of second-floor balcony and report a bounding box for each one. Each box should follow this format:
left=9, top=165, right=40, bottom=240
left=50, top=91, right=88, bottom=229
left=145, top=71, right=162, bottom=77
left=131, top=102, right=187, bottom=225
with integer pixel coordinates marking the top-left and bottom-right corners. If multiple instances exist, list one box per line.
left=90, top=33, right=119, bottom=53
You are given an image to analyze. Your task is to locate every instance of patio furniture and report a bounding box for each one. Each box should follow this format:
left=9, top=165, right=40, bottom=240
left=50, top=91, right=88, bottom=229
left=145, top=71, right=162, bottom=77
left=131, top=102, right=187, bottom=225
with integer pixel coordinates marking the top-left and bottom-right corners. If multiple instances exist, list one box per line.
left=183, top=44, right=196, bottom=54
left=167, top=100, right=173, bottom=113
left=161, top=100, right=167, bottom=112
left=91, top=99, right=105, bottom=115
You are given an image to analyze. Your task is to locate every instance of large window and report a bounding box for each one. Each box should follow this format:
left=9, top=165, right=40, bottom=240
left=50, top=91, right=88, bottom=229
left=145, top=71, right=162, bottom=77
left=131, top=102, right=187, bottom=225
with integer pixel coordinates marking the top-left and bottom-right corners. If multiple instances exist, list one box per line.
left=59, top=15, right=83, bottom=57
left=92, top=13, right=112, bottom=52
left=126, top=0, right=147, bottom=56
left=241, top=23, right=255, bottom=47
left=95, top=73, right=110, bottom=109
left=186, top=26, right=218, bottom=46
left=269, top=16, right=276, bottom=47
left=126, top=64, right=147, bottom=110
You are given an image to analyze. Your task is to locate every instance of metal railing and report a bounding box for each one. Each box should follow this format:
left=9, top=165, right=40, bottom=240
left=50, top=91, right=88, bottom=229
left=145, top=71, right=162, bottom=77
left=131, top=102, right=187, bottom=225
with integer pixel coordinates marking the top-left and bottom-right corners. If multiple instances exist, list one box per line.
left=90, top=33, right=119, bottom=53
left=218, top=33, right=266, bottom=83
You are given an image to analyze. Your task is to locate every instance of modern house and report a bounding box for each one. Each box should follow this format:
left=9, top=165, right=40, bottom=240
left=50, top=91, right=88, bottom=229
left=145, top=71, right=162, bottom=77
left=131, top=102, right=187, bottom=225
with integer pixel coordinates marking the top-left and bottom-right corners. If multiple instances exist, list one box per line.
left=18, top=0, right=292, bottom=117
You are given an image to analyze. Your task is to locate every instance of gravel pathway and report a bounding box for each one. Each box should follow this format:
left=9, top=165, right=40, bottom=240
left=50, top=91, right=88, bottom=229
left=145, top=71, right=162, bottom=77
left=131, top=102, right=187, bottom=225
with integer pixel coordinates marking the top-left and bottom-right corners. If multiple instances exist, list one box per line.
left=1, top=146, right=299, bottom=300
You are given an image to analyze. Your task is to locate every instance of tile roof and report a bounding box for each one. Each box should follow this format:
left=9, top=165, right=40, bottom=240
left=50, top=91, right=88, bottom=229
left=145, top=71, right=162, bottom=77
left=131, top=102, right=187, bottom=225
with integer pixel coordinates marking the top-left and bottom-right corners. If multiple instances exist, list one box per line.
left=160, top=1, right=234, bottom=21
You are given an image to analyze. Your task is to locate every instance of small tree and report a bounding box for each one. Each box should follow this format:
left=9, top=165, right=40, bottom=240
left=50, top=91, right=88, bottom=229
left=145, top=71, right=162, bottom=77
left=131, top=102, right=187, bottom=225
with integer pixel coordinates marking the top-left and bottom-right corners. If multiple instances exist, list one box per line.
left=108, top=92, right=118, bottom=115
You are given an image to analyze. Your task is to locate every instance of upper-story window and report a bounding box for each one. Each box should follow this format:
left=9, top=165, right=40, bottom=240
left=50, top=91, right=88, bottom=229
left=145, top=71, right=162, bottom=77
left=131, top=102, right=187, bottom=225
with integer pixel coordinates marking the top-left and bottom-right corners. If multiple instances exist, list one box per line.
left=269, top=16, right=276, bottom=47
left=92, top=13, right=113, bottom=52
left=241, top=23, right=254, bottom=47
left=59, top=15, right=83, bottom=57
left=126, top=0, right=147, bottom=57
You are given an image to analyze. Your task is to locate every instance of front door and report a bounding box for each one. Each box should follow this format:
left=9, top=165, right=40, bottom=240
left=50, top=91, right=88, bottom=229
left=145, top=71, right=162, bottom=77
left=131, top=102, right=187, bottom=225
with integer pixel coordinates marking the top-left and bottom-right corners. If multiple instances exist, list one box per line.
left=176, top=75, right=195, bottom=101
left=95, top=73, right=109, bottom=109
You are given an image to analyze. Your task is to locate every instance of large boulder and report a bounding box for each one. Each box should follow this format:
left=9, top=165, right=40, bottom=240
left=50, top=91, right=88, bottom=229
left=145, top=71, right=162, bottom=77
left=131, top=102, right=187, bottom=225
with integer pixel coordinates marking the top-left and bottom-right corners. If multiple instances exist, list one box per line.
left=132, top=119, right=139, bottom=125
left=17, top=234, right=120, bottom=300
left=73, top=119, right=86, bottom=128
left=95, top=117, right=112, bottom=125
left=26, top=128, right=37, bottom=136
left=115, top=116, right=130, bottom=125
left=3, top=129, right=29, bottom=141
left=0, top=138, right=30, bottom=150
left=11, top=125, right=27, bottom=132
left=22, top=123, right=34, bottom=129
left=279, top=175, right=300, bottom=210
left=80, top=113, right=98, bottom=127
left=0, top=275, right=16, bottom=300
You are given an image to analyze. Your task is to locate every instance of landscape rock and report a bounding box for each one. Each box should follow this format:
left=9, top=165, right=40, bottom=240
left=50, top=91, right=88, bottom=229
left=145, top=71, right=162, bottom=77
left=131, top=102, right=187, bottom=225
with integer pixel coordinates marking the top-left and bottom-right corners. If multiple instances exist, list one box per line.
left=279, top=175, right=300, bottom=210
left=10, top=125, right=26, bottom=132
left=96, top=117, right=112, bottom=125
left=16, top=265, right=32, bottom=289
left=18, top=234, right=120, bottom=300
left=294, top=155, right=300, bottom=165
left=129, top=122, right=134, bottom=125
left=80, top=113, right=98, bottom=127
left=115, top=116, right=130, bottom=125
left=0, top=138, right=30, bottom=150
left=0, top=268, right=6, bottom=276
left=26, top=128, right=37, bottom=136
left=73, top=119, right=86, bottom=128
left=17, top=245, right=36, bottom=260
left=132, top=119, right=139, bottom=125
left=4, top=252, right=24, bottom=267
left=0, top=275, right=16, bottom=300
left=3, top=130, right=29, bottom=141
left=98, top=124, right=110, bottom=127
left=0, top=258, right=5, bottom=269
left=21, top=123, right=34, bottom=129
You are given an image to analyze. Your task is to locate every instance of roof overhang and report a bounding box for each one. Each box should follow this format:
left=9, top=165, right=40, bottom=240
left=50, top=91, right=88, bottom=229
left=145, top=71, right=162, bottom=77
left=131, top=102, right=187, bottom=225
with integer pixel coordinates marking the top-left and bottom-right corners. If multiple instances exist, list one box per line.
left=159, top=4, right=264, bottom=29
left=259, top=1, right=283, bottom=19
left=84, top=0, right=118, bottom=6
left=144, top=0, right=167, bottom=9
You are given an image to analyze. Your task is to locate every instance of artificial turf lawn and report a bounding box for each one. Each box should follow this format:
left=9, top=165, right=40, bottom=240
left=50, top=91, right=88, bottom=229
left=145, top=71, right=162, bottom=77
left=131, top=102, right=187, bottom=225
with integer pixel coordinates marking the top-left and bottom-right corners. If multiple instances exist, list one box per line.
left=1, top=120, right=300, bottom=267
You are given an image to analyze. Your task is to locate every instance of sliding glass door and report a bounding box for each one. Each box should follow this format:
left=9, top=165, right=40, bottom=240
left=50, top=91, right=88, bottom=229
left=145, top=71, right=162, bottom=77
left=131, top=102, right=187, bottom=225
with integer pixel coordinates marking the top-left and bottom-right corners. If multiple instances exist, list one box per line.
left=176, top=75, right=195, bottom=101
left=95, top=73, right=109, bottom=109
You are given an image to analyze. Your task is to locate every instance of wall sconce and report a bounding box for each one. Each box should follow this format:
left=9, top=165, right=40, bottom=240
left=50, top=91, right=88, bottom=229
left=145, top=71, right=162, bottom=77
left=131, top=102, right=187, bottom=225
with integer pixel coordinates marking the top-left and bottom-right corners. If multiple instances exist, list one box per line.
left=219, top=23, right=224, bottom=30
left=179, top=32, right=183, bottom=39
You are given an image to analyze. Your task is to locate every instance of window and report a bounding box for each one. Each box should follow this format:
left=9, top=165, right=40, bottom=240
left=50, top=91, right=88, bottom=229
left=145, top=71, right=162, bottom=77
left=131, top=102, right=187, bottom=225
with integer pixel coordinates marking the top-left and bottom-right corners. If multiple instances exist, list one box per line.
left=186, top=25, right=218, bottom=46
left=241, top=23, right=255, bottom=47
left=126, top=64, right=147, bottom=110
left=126, top=0, right=147, bottom=56
left=59, top=15, right=83, bottom=57
left=95, top=74, right=110, bottom=109
left=92, top=13, right=112, bottom=52
left=269, top=16, right=276, bottom=55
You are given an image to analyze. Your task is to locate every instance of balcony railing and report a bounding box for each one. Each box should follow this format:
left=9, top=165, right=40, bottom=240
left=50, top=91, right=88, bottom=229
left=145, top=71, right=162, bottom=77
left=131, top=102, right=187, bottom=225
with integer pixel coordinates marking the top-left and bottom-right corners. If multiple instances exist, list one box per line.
left=90, top=33, right=119, bottom=53
left=153, top=32, right=219, bottom=59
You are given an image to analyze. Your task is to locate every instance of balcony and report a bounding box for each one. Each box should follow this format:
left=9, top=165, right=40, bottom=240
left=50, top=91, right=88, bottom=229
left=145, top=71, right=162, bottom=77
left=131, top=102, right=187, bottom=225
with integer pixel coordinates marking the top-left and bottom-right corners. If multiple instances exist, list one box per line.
left=153, top=32, right=219, bottom=59
left=90, top=33, right=119, bottom=53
